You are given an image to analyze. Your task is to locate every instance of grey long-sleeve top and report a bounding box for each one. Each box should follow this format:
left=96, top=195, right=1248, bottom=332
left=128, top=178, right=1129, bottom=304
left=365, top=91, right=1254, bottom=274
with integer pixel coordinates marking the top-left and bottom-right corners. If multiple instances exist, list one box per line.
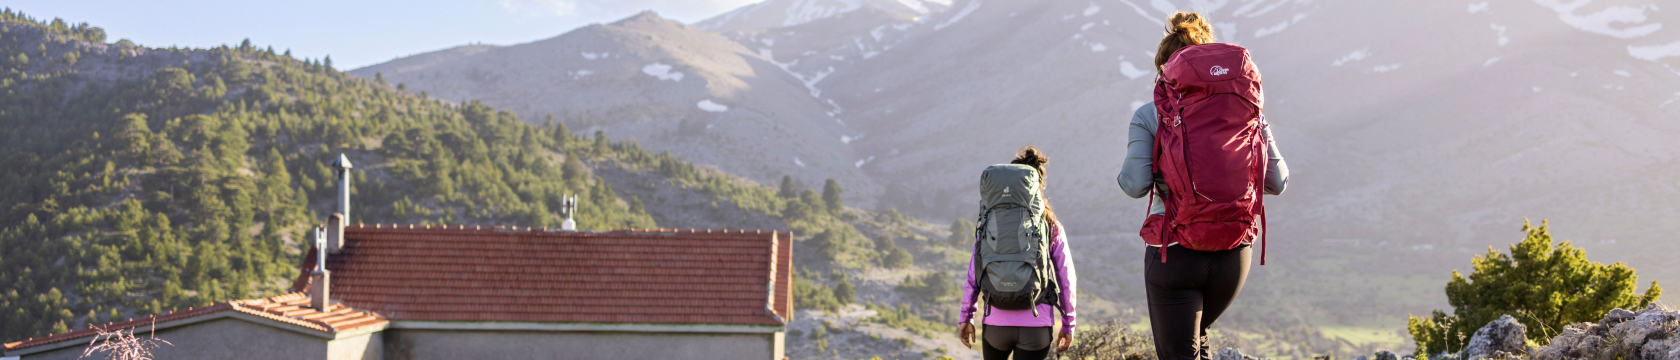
left=1118, top=105, right=1289, bottom=215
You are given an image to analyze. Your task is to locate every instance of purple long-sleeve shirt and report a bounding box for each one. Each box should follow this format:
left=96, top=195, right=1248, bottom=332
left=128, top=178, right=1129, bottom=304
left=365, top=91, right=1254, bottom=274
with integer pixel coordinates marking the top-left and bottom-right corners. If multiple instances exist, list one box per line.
left=959, top=223, right=1077, bottom=334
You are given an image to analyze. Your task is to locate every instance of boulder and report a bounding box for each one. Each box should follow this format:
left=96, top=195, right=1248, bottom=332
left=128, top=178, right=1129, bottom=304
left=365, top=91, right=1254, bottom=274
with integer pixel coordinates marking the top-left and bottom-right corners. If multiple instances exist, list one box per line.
left=1463, top=315, right=1529, bottom=359
left=1213, top=347, right=1265, bottom=360
left=1532, top=305, right=1680, bottom=360
left=1372, top=350, right=1399, bottom=360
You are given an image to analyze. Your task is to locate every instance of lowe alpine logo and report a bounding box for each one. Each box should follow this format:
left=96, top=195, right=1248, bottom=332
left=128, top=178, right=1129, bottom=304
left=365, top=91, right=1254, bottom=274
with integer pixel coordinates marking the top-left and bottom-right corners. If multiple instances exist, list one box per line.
left=1210, top=65, right=1230, bottom=76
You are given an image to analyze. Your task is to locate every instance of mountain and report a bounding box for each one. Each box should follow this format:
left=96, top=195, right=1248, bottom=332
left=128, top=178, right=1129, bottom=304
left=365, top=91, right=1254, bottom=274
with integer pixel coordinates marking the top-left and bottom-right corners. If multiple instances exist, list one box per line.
left=816, top=0, right=1680, bottom=324
left=356, top=0, right=1680, bottom=331
left=350, top=11, right=880, bottom=205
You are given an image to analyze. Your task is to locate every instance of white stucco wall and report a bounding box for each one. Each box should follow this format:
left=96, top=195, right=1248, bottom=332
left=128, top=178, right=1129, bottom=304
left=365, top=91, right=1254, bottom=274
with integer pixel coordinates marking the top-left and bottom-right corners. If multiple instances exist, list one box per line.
left=384, top=329, right=783, bottom=360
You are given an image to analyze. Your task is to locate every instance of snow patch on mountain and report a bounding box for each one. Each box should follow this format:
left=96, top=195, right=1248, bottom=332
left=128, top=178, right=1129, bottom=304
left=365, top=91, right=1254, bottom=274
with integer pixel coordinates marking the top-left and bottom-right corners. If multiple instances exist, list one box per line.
left=698, top=99, right=729, bottom=112
left=642, top=62, right=685, bottom=81
left=1491, top=24, right=1510, bottom=46
left=1484, top=57, right=1502, bottom=66
left=1117, top=0, right=1164, bottom=25
left=855, top=156, right=875, bottom=168
left=1332, top=48, right=1371, bottom=66
left=1373, top=63, right=1403, bottom=73
left=1469, top=2, right=1490, bottom=13
left=581, top=51, right=607, bottom=60
left=785, top=0, right=864, bottom=27
left=1189, top=0, right=1230, bottom=13
left=1236, top=0, right=1288, bottom=18
left=1084, top=3, right=1101, bottom=16
left=1254, top=21, right=1290, bottom=38
left=1091, top=43, right=1107, bottom=52
left=1628, top=41, right=1680, bottom=61
left=1120, top=61, right=1150, bottom=79
left=1529, top=0, right=1663, bottom=39
left=758, top=48, right=842, bottom=113
left=935, top=0, right=980, bottom=30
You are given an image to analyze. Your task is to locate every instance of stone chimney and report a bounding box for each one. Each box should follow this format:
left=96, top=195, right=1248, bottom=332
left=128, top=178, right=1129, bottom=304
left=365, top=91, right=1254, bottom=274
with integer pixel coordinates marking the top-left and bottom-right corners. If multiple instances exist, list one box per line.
left=310, top=226, right=331, bottom=312
left=332, top=154, right=353, bottom=223
left=560, top=195, right=578, bottom=231
left=327, top=213, right=345, bottom=254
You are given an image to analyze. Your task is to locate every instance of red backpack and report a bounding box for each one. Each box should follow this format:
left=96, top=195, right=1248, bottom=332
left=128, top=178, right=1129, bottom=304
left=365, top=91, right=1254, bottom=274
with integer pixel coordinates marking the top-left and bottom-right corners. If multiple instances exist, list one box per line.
left=1142, top=43, right=1270, bottom=264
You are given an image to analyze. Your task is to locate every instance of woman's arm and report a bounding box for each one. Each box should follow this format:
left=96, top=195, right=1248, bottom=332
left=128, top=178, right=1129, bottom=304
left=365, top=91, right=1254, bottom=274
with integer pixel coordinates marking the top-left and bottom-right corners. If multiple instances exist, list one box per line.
left=958, top=238, right=981, bottom=326
left=1050, top=224, right=1077, bottom=335
left=1118, top=105, right=1158, bottom=198
left=1262, top=122, right=1289, bottom=195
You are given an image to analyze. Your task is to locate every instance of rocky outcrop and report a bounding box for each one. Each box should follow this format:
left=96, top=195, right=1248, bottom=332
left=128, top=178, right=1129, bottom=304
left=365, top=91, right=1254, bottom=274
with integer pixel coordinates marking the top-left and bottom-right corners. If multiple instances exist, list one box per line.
left=1533, top=305, right=1680, bottom=360
left=1463, top=315, right=1530, bottom=359
left=1213, top=347, right=1266, bottom=360
left=1214, top=306, right=1676, bottom=360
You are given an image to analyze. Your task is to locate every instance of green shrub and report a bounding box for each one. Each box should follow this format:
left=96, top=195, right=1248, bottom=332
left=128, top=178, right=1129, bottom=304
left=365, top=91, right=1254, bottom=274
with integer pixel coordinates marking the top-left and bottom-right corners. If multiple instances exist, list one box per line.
left=1407, top=220, right=1662, bottom=356
left=884, top=246, right=914, bottom=269
left=865, top=302, right=950, bottom=338
left=793, top=269, right=842, bottom=312
left=949, top=218, right=975, bottom=246
left=898, top=271, right=955, bottom=303
left=834, top=276, right=856, bottom=304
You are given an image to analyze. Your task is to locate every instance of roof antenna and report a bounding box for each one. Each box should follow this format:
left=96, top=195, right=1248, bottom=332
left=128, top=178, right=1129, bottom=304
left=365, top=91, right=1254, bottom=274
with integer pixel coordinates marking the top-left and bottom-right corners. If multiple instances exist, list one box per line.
left=560, top=195, right=578, bottom=231
left=311, top=226, right=331, bottom=312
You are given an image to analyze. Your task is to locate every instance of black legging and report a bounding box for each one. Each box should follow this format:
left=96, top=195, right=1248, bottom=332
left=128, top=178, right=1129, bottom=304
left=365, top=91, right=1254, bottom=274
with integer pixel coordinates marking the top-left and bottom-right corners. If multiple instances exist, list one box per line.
left=982, top=325, right=1051, bottom=360
left=1145, top=244, right=1252, bottom=360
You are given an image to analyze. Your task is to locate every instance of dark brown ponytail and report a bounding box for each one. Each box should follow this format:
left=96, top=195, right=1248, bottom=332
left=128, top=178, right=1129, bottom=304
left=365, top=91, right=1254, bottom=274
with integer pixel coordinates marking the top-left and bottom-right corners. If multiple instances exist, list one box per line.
left=1011, top=145, right=1059, bottom=228
left=1155, top=11, right=1216, bottom=76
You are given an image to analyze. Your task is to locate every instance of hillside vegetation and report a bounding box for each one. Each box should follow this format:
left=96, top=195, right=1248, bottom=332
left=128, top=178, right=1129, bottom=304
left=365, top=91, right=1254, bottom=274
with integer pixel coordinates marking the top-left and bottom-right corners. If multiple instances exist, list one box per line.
left=0, top=9, right=672, bottom=340
left=0, top=11, right=974, bottom=354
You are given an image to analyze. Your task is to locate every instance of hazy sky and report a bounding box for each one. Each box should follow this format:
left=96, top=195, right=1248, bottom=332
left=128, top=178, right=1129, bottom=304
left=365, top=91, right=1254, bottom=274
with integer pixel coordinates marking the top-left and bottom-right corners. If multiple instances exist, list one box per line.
left=3, top=0, right=761, bottom=69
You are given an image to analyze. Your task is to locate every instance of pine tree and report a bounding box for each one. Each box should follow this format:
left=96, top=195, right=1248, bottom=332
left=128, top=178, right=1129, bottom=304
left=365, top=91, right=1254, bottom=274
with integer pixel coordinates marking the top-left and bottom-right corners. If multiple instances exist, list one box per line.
left=822, top=178, right=843, bottom=214
left=1408, top=219, right=1662, bottom=356
left=779, top=175, right=797, bottom=198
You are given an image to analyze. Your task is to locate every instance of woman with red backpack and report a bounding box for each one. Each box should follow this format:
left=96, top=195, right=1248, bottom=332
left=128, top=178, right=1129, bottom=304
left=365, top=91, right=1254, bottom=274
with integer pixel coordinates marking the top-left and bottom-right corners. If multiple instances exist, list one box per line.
left=1118, top=12, right=1290, bottom=360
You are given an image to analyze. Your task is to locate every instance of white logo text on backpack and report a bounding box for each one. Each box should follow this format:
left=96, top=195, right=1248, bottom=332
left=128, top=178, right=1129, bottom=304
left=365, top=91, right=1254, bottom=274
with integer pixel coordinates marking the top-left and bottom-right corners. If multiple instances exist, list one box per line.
left=1210, top=65, right=1230, bottom=76
left=1001, top=187, right=1011, bottom=197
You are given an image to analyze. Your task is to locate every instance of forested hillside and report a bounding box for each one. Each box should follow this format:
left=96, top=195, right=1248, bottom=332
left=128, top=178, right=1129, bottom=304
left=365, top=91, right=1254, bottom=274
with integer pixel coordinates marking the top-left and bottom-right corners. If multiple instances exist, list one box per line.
left=0, top=12, right=972, bottom=355
left=0, top=9, right=677, bottom=341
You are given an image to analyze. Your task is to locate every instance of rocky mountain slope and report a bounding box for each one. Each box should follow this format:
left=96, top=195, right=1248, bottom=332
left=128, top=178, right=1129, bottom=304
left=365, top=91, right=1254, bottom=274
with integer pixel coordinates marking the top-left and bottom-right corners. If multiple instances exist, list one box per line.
left=352, top=0, right=1680, bottom=332
left=349, top=12, right=879, bottom=203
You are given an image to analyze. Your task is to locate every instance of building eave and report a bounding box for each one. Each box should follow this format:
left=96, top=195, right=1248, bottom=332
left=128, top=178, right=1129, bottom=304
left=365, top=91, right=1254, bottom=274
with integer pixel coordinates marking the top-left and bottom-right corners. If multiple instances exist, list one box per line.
left=2, top=310, right=383, bottom=356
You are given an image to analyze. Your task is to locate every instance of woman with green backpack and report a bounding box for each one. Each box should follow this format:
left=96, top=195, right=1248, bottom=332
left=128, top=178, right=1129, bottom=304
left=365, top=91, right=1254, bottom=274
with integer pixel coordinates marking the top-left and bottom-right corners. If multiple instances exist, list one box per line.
left=1118, top=12, right=1290, bottom=360
left=957, top=146, right=1078, bottom=360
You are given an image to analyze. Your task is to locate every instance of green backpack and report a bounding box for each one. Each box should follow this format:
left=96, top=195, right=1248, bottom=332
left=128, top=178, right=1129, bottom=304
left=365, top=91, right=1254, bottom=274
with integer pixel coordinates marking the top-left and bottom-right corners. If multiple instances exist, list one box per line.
left=972, top=164, right=1056, bottom=315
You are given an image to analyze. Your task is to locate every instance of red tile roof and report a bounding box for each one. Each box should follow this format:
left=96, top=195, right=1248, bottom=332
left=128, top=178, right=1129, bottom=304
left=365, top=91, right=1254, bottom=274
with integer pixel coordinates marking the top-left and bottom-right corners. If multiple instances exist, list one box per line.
left=292, top=225, right=793, bottom=326
left=2, top=292, right=386, bottom=352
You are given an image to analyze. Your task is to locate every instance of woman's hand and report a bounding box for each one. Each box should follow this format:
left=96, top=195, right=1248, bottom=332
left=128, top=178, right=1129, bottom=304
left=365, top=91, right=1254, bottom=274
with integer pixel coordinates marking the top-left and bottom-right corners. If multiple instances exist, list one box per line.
left=958, top=323, right=975, bottom=348
left=1055, top=331, right=1073, bottom=352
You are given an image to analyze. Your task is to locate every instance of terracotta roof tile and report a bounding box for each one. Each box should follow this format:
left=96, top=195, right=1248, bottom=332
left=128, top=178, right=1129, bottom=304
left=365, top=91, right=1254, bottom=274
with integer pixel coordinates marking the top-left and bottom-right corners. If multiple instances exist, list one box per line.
left=291, top=226, right=793, bottom=326
left=3, top=292, right=386, bottom=352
